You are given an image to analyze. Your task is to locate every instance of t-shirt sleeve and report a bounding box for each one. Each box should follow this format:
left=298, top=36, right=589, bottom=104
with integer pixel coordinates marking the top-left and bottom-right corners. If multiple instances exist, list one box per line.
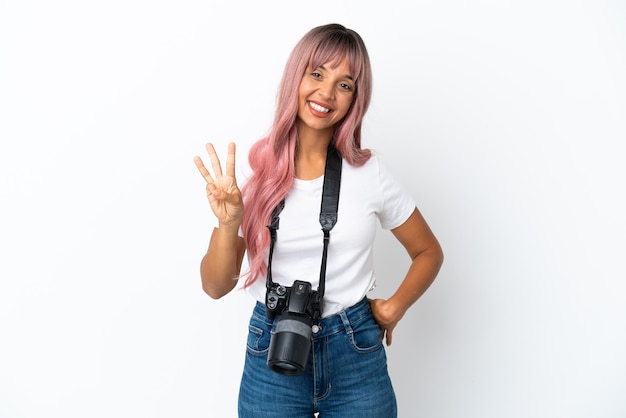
left=376, top=157, right=417, bottom=230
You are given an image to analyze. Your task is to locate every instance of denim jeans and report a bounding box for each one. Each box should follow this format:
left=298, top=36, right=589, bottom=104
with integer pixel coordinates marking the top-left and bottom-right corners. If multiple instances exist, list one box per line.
left=238, top=297, right=397, bottom=418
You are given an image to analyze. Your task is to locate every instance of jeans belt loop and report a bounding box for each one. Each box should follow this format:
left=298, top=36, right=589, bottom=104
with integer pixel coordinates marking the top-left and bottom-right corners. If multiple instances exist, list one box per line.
left=339, top=310, right=353, bottom=335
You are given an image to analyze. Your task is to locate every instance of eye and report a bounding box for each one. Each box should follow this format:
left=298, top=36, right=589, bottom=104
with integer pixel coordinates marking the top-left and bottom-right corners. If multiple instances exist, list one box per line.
left=310, top=71, right=322, bottom=79
left=339, top=82, right=353, bottom=91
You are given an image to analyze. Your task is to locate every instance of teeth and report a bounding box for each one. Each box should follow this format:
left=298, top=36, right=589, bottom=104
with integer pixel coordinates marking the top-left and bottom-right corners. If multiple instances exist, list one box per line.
left=309, top=102, right=330, bottom=113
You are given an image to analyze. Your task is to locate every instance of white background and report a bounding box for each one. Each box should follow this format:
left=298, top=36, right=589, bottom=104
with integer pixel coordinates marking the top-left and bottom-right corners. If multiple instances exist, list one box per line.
left=1, top=1, right=625, bottom=417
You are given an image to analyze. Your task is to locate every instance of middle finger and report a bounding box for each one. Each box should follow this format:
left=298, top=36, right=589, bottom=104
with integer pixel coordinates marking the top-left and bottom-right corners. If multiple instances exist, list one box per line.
left=205, top=143, right=224, bottom=178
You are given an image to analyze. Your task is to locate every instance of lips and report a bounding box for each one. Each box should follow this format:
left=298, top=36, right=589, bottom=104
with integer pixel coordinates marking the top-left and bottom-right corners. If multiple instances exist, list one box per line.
left=308, top=101, right=331, bottom=114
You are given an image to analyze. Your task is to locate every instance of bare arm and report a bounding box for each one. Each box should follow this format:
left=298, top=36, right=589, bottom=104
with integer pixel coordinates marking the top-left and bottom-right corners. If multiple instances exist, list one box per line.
left=200, top=227, right=246, bottom=298
left=369, top=207, right=444, bottom=345
left=194, top=142, right=246, bottom=299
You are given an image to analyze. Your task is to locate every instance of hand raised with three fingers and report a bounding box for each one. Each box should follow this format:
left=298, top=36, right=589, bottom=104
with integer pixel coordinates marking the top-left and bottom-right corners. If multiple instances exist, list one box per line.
left=193, top=142, right=243, bottom=229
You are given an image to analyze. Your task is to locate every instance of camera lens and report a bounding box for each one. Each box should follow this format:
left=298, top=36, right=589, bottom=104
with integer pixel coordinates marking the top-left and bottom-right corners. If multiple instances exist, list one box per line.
left=267, top=313, right=312, bottom=375
left=270, top=360, right=299, bottom=374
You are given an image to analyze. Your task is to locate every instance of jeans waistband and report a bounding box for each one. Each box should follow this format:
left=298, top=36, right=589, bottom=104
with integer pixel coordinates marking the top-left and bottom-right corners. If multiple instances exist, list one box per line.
left=253, top=297, right=373, bottom=339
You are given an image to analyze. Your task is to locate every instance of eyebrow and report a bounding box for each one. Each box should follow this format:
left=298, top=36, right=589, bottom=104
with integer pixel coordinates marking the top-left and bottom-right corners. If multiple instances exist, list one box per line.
left=318, top=64, right=354, bottom=81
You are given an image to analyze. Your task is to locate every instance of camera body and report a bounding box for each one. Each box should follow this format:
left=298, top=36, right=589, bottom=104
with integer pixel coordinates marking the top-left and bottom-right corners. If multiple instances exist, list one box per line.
left=265, top=280, right=323, bottom=375
left=265, top=280, right=322, bottom=321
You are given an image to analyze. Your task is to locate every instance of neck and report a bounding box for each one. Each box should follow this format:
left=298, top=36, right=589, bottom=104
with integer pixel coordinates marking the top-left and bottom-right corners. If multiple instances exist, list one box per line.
left=296, top=123, right=333, bottom=155
left=294, top=125, right=333, bottom=180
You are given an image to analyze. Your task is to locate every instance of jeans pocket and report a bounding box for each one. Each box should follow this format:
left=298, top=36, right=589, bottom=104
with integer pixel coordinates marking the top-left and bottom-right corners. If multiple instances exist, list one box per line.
left=246, top=314, right=272, bottom=355
left=348, top=314, right=383, bottom=354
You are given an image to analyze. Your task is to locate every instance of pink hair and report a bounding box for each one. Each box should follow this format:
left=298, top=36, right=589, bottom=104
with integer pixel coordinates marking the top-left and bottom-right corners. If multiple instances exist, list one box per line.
left=240, top=23, right=373, bottom=287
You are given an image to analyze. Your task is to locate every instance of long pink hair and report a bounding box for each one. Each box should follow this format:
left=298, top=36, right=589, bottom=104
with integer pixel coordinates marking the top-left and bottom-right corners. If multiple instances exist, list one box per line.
left=241, top=23, right=373, bottom=287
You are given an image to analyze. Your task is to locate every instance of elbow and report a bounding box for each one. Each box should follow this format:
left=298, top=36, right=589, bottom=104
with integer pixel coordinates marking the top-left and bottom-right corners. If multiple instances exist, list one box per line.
left=415, top=241, right=444, bottom=274
left=433, top=244, right=445, bottom=274
left=433, top=241, right=445, bottom=271
left=201, top=275, right=237, bottom=299
left=436, top=253, right=444, bottom=276
left=202, top=283, right=228, bottom=300
left=200, top=257, right=238, bottom=299
left=203, top=288, right=224, bottom=300
left=436, top=241, right=444, bottom=264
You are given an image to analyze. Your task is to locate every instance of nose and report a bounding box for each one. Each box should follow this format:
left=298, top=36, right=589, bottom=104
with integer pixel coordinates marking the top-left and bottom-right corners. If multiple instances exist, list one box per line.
left=317, top=81, right=335, bottom=100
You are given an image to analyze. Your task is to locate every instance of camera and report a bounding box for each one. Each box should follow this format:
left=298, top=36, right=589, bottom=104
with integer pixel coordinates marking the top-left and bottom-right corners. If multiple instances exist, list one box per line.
left=265, top=280, right=322, bottom=375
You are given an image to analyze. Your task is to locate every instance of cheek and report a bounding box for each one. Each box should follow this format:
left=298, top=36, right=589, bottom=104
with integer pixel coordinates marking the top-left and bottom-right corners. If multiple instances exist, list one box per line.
left=298, top=78, right=314, bottom=97
left=297, top=83, right=309, bottom=112
left=337, top=96, right=354, bottom=118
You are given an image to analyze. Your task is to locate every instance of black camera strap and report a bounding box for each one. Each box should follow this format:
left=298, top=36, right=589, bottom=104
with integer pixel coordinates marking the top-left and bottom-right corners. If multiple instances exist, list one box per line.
left=266, top=142, right=342, bottom=301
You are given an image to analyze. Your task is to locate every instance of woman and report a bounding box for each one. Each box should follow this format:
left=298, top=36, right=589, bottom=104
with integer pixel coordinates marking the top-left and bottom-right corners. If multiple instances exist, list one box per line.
left=194, top=23, right=443, bottom=418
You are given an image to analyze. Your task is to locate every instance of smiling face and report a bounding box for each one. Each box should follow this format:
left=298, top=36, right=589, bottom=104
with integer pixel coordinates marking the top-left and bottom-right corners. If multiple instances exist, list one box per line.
left=296, top=58, right=355, bottom=139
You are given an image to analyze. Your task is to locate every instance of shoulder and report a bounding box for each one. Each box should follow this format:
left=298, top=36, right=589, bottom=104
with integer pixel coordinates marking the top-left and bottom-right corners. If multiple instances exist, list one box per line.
left=343, top=152, right=397, bottom=184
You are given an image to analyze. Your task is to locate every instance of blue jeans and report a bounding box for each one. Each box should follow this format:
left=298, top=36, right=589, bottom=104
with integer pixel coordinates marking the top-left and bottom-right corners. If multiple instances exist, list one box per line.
left=238, top=297, right=397, bottom=417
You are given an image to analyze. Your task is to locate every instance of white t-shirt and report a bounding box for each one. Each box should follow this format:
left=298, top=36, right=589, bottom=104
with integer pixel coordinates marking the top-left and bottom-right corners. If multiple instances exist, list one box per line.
left=244, top=154, right=416, bottom=317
